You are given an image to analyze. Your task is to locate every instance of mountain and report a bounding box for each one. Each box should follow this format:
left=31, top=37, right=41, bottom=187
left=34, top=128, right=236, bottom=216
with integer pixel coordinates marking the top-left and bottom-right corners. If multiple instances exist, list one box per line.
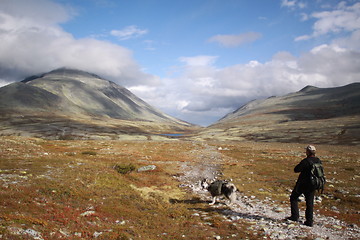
left=193, top=83, right=360, bottom=145
left=0, top=68, right=196, bottom=139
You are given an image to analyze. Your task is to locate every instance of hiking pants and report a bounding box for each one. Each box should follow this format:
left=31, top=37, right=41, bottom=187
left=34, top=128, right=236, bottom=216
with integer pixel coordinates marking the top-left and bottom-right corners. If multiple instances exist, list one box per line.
left=290, top=188, right=315, bottom=224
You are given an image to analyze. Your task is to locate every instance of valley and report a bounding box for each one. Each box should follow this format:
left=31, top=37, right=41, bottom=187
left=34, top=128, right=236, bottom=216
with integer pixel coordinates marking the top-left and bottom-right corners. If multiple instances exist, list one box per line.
left=0, top=69, right=359, bottom=239
left=0, top=136, right=359, bottom=239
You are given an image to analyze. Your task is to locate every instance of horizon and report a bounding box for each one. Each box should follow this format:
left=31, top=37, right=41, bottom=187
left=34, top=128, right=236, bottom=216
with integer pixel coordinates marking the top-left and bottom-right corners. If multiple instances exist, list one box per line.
left=0, top=0, right=359, bottom=126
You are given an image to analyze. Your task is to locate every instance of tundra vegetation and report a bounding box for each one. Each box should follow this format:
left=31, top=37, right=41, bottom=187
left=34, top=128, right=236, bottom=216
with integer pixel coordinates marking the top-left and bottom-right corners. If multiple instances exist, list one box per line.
left=0, top=136, right=359, bottom=239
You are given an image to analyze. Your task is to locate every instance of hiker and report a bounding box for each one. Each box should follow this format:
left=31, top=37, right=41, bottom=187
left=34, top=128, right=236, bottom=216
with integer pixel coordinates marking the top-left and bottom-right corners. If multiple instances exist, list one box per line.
left=286, top=145, right=323, bottom=227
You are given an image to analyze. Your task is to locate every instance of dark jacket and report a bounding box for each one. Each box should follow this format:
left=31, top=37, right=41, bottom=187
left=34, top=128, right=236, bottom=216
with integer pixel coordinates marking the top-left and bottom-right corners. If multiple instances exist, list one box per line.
left=294, top=156, right=322, bottom=192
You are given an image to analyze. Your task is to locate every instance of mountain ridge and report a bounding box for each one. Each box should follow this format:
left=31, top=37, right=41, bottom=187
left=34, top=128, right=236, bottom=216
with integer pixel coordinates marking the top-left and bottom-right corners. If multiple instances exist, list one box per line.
left=1, top=68, right=359, bottom=143
left=0, top=68, right=195, bottom=139
left=2, top=68, right=185, bottom=123
left=218, top=82, right=360, bottom=124
left=193, top=82, right=360, bottom=145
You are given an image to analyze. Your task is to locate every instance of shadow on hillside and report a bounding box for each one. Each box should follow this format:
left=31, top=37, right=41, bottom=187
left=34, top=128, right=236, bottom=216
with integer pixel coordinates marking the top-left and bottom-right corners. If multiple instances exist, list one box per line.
left=0, top=113, right=147, bottom=139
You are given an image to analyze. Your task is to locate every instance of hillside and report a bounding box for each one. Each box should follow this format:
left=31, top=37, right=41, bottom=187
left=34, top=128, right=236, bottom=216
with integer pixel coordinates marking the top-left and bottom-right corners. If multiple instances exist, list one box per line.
left=193, top=83, right=360, bottom=145
left=0, top=68, right=196, bottom=139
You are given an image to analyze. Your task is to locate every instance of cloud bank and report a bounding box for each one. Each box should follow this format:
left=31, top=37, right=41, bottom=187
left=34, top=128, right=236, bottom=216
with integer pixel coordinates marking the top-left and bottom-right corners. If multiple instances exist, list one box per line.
left=295, top=2, right=360, bottom=41
left=140, top=42, right=359, bottom=125
left=0, top=0, right=157, bottom=86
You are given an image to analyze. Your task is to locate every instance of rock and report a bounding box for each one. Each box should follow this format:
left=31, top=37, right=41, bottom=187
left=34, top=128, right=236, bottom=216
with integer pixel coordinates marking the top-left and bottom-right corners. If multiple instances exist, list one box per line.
left=278, top=234, right=287, bottom=239
left=331, top=206, right=339, bottom=211
left=7, top=227, right=43, bottom=240
left=287, top=224, right=296, bottom=228
left=273, top=207, right=285, bottom=213
left=93, top=231, right=103, bottom=238
left=230, top=216, right=241, bottom=221
left=7, top=227, right=23, bottom=235
left=115, top=220, right=126, bottom=225
left=270, top=232, right=286, bottom=239
left=59, top=229, right=70, bottom=237
left=24, top=229, right=43, bottom=240
left=137, top=165, right=156, bottom=172
left=214, top=236, right=221, bottom=240
left=349, top=223, right=358, bottom=228
left=80, top=210, right=96, bottom=217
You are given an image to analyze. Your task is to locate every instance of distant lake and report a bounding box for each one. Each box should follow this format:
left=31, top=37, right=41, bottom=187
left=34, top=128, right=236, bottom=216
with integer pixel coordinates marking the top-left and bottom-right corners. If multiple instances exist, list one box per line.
left=159, top=133, right=184, bottom=137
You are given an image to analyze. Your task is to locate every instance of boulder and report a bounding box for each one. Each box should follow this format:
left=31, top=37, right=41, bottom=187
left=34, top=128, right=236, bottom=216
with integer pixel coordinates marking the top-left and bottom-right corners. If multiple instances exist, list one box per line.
left=137, top=165, right=157, bottom=172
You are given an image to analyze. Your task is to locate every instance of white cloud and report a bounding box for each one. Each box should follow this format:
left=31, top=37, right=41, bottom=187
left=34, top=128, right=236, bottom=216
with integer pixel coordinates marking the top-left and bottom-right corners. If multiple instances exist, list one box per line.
left=294, top=34, right=311, bottom=41
left=137, top=43, right=360, bottom=125
left=312, top=2, right=360, bottom=35
left=333, top=29, right=360, bottom=50
left=281, top=0, right=306, bottom=10
left=110, top=25, right=148, bottom=40
left=0, top=0, right=157, bottom=86
left=179, top=56, right=218, bottom=66
left=0, top=0, right=73, bottom=25
left=296, top=2, right=360, bottom=40
left=208, top=32, right=262, bottom=48
left=281, top=0, right=297, bottom=8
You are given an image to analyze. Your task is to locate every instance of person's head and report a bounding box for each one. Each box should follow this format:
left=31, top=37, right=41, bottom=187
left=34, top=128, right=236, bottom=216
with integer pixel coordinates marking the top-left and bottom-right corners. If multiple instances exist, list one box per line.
left=305, top=145, right=316, bottom=157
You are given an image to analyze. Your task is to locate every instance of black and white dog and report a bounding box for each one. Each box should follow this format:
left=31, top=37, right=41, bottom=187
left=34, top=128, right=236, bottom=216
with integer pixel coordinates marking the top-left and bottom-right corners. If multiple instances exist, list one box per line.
left=201, top=179, right=237, bottom=205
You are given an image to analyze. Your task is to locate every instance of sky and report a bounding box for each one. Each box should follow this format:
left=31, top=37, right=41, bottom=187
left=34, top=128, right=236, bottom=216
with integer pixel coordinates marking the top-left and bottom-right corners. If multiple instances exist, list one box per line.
left=0, top=0, right=359, bottom=126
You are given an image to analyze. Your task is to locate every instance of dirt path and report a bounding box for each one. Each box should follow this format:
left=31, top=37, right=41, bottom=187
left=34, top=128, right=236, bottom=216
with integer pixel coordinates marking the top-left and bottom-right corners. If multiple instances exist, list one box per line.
left=178, top=142, right=360, bottom=240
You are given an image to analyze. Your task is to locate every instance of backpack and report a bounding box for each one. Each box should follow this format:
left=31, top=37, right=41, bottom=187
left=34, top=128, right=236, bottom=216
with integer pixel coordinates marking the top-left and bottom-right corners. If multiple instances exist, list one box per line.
left=309, top=162, right=326, bottom=193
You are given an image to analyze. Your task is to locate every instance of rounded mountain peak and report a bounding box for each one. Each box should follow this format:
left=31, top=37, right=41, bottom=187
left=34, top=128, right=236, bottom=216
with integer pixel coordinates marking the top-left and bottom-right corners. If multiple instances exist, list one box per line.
left=45, top=68, right=104, bottom=80
left=299, top=85, right=319, bottom=92
left=23, top=68, right=115, bottom=90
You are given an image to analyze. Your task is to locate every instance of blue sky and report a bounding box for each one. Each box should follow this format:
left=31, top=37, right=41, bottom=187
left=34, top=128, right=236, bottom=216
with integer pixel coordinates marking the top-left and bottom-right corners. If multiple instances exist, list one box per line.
left=0, top=0, right=359, bottom=126
left=61, top=0, right=311, bottom=72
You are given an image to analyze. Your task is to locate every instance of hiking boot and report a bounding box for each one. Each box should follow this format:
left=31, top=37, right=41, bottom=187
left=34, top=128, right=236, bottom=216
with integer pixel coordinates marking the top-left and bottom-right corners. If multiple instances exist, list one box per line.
left=304, top=221, right=313, bottom=227
left=284, top=216, right=299, bottom=222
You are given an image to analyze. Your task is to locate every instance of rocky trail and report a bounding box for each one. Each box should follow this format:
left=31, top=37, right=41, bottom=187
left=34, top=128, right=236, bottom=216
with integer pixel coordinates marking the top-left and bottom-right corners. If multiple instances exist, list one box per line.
left=177, top=143, right=360, bottom=240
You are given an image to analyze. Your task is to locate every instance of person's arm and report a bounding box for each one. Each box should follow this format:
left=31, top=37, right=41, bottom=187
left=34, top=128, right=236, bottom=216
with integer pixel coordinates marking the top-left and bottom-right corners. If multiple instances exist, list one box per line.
left=294, top=159, right=309, bottom=173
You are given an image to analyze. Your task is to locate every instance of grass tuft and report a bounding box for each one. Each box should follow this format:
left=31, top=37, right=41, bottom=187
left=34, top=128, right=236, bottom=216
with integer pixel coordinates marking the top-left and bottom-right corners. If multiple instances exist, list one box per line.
left=81, top=150, right=97, bottom=155
left=113, top=163, right=136, bottom=174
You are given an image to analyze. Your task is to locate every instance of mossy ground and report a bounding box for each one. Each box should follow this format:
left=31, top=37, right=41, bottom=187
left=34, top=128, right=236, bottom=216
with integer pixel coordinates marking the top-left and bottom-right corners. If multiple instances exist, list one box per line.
left=0, top=137, right=359, bottom=239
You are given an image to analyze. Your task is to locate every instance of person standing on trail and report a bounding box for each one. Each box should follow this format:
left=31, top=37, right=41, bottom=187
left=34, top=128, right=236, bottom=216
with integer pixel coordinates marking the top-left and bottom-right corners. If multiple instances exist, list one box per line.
left=286, top=145, right=322, bottom=227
